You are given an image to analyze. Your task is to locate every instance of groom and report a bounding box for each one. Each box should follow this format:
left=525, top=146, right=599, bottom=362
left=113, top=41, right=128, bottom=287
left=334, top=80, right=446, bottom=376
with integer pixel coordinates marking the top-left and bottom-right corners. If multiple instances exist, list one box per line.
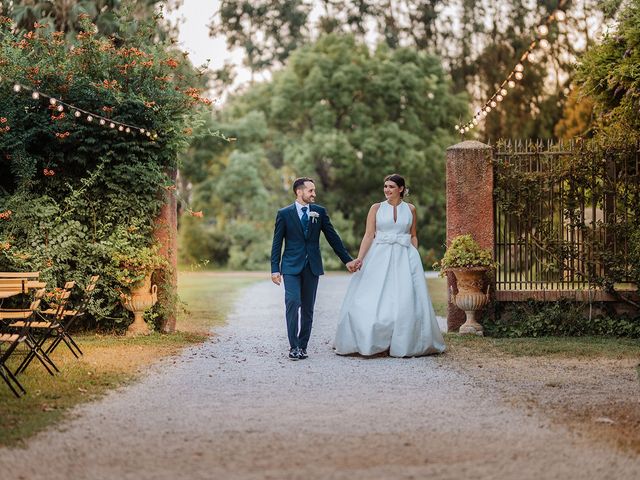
left=271, top=177, right=359, bottom=361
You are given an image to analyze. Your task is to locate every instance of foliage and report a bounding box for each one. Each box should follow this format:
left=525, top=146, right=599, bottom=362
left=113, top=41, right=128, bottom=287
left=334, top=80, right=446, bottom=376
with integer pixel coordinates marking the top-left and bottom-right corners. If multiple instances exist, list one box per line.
left=209, top=1, right=622, bottom=139
left=434, top=234, right=495, bottom=273
left=0, top=12, right=209, bottom=329
left=553, top=89, right=595, bottom=139
left=575, top=0, right=640, bottom=143
left=1, top=0, right=177, bottom=42
left=109, top=226, right=167, bottom=288
left=493, top=139, right=639, bottom=292
left=179, top=34, right=466, bottom=268
left=485, top=300, right=640, bottom=338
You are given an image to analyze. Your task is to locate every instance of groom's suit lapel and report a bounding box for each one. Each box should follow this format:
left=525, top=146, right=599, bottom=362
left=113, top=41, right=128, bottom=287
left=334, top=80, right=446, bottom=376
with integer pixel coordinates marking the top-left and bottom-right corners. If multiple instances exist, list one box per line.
left=288, top=204, right=305, bottom=238
left=307, top=205, right=319, bottom=238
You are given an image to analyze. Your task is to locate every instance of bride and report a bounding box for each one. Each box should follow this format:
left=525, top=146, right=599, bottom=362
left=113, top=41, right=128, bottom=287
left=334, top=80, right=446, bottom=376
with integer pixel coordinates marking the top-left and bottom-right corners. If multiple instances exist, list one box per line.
left=334, top=174, right=446, bottom=357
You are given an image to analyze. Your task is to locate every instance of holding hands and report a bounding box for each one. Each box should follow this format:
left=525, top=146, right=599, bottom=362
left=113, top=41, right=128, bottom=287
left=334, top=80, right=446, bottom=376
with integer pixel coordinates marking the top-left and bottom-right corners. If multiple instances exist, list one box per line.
left=346, top=258, right=362, bottom=273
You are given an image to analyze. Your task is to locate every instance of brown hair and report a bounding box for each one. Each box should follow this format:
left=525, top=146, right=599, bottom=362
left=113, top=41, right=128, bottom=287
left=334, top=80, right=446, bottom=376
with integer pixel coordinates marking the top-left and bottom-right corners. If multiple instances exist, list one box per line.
left=384, top=174, right=409, bottom=197
left=292, top=177, right=314, bottom=194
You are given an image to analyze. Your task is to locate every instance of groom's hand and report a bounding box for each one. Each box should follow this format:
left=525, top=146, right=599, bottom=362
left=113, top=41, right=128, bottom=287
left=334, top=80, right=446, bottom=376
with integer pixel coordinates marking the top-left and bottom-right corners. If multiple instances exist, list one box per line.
left=346, top=260, right=358, bottom=273
left=271, top=273, right=281, bottom=285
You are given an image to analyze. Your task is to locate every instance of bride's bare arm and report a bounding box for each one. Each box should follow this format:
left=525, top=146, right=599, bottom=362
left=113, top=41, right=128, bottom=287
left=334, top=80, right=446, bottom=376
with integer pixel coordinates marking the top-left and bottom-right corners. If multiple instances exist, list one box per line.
left=409, top=203, right=418, bottom=249
left=356, top=203, right=380, bottom=262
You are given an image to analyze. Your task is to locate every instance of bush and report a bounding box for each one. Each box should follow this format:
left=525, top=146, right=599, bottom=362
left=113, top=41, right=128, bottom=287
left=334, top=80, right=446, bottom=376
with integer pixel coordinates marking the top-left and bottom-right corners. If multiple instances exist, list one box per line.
left=485, top=300, right=640, bottom=338
left=0, top=13, right=209, bottom=329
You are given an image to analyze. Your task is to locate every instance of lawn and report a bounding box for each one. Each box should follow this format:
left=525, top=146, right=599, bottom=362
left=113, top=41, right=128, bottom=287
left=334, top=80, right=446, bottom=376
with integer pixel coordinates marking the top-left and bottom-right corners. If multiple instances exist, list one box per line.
left=426, top=276, right=448, bottom=317
left=0, top=271, right=262, bottom=446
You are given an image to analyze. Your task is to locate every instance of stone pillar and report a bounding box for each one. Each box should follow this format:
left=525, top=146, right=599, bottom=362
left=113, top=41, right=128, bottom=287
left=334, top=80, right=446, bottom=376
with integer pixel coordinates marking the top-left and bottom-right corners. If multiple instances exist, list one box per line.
left=446, top=141, right=494, bottom=332
left=153, top=168, right=178, bottom=333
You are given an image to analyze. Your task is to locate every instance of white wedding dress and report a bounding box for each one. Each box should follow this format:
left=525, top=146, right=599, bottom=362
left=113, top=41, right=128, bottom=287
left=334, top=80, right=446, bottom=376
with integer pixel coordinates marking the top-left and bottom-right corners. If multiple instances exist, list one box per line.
left=334, top=200, right=446, bottom=357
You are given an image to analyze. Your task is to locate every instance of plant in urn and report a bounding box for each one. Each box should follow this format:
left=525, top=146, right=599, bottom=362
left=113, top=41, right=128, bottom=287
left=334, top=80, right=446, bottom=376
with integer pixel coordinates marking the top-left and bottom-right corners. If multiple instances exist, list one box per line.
left=115, top=244, right=165, bottom=336
left=435, top=234, right=495, bottom=335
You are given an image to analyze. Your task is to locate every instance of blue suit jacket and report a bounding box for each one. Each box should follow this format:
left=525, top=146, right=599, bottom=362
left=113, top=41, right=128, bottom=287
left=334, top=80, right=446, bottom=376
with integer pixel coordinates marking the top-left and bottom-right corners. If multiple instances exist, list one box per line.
left=271, top=204, right=352, bottom=276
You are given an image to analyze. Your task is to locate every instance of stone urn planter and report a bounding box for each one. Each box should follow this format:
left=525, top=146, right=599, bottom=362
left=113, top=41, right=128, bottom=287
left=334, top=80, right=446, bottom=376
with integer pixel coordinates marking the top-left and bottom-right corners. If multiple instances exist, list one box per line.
left=121, top=272, right=157, bottom=336
left=450, top=267, right=490, bottom=336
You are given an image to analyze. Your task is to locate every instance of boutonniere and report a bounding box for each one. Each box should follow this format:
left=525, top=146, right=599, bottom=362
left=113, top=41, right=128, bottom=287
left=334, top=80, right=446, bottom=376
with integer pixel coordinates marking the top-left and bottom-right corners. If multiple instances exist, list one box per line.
left=308, top=211, right=320, bottom=223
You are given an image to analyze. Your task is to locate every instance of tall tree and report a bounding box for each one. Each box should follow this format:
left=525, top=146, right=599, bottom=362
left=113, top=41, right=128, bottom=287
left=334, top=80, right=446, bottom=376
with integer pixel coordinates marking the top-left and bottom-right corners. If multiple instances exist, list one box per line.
left=181, top=34, right=467, bottom=268
left=209, top=0, right=623, bottom=139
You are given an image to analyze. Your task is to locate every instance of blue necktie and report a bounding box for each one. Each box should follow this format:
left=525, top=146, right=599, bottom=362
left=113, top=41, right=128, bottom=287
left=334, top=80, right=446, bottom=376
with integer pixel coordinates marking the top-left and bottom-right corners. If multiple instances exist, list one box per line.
left=301, top=206, right=309, bottom=236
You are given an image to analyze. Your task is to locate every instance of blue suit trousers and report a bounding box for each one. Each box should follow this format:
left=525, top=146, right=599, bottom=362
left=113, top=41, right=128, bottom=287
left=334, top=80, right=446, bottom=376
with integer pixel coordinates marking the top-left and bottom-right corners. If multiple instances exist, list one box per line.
left=283, top=262, right=319, bottom=350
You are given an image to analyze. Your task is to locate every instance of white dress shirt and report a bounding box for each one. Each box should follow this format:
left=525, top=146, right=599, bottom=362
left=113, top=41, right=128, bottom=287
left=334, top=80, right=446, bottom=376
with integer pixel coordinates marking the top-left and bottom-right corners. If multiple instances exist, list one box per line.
left=295, top=201, right=310, bottom=219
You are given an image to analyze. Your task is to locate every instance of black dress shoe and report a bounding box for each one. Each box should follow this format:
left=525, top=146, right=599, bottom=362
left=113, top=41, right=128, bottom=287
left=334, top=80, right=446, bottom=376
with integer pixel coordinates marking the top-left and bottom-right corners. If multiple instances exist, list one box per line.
left=289, top=348, right=300, bottom=360
left=299, top=348, right=308, bottom=359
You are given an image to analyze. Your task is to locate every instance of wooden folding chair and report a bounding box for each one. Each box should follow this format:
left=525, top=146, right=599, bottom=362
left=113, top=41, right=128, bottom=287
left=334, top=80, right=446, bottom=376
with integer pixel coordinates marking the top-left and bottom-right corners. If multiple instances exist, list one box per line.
left=10, top=283, right=76, bottom=376
left=43, top=275, right=99, bottom=359
left=0, top=290, right=44, bottom=397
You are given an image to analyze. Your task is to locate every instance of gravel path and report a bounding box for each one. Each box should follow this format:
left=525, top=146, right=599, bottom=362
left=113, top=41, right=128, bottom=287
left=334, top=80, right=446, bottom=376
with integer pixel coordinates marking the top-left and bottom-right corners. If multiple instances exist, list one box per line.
left=1, top=275, right=638, bottom=479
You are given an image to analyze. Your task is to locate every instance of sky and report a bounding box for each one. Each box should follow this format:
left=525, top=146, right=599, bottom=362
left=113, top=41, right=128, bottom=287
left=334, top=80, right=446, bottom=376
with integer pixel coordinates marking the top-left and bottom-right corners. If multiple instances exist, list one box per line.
left=164, top=0, right=253, bottom=93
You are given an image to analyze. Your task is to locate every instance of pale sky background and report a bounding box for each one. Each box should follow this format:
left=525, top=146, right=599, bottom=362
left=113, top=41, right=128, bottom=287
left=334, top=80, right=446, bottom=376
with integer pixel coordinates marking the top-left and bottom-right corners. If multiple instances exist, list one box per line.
left=164, top=0, right=250, bottom=87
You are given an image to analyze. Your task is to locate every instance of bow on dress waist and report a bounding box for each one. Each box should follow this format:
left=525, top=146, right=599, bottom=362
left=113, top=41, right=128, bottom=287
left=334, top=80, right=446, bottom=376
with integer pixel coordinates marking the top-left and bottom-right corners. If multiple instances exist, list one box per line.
left=374, top=233, right=411, bottom=247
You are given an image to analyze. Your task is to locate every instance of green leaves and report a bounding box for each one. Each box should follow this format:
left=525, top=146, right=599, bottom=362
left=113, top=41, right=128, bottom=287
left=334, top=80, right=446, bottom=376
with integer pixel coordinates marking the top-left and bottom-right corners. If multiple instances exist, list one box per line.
left=0, top=9, right=207, bottom=329
left=436, top=234, right=495, bottom=271
left=180, top=34, right=466, bottom=268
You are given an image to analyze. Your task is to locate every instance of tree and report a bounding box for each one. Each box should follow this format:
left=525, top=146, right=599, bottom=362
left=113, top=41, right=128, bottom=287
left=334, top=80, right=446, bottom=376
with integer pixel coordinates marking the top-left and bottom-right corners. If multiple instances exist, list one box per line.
left=209, top=1, right=623, bottom=140
left=1, top=0, right=180, bottom=43
left=181, top=34, right=467, bottom=268
left=575, top=0, right=640, bottom=142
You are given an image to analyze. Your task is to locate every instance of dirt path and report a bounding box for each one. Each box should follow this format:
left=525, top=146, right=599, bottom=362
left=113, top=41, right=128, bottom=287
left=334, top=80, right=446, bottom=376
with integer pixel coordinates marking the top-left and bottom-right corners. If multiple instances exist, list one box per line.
left=0, top=276, right=638, bottom=479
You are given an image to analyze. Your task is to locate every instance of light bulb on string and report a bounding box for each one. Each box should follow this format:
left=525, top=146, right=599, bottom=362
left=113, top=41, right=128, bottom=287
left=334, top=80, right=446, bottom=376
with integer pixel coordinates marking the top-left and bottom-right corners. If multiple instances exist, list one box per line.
left=496, top=94, right=504, bottom=102
left=527, top=52, right=536, bottom=62
left=140, top=129, right=145, bottom=134
left=539, top=39, right=550, bottom=49
left=31, top=92, right=40, bottom=100
left=490, top=101, right=497, bottom=108
left=99, top=119, right=106, bottom=125
left=56, top=105, right=64, bottom=112
left=109, top=122, right=115, bottom=129
left=508, top=80, right=516, bottom=88
left=500, top=88, right=508, bottom=96
left=515, top=72, right=524, bottom=80
left=538, top=25, right=549, bottom=36
left=49, top=98, right=57, bottom=106
left=118, top=126, right=124, bottom=132
left=454, top=124, right=459, bottom=130
left=515, top=64, right=524, bottom=72
left=13, top=84, right=21, bottom=92
left=87, top=115, right=93, bottom=122
left=125, top=127, right=131, bottom=133
left=74, top=110, right=81, bottom=118
left=555, top=10, right=566, bottom=22
left=485, top=106, right=492, bottom=113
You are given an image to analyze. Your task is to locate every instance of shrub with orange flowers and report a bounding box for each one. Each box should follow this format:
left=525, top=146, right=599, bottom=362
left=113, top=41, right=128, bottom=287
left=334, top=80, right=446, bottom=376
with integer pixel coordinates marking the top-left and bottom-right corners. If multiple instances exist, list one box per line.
left=0, top=11, right=210, bottom=330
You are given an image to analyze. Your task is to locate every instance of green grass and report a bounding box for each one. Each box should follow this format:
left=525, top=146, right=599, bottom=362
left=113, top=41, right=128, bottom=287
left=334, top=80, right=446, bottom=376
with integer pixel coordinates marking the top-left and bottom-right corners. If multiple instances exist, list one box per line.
left=0, top=272, right=261, bottom=446
left=444, top=333, right=640, bottom=359
left=427, top=276, right=448, bottom=317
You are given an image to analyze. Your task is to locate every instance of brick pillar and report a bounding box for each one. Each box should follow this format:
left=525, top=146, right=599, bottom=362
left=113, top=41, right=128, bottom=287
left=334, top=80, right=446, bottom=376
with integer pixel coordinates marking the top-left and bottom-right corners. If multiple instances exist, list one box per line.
left=153, top=168, right=178, bottom=333
left=446, top=141, right=494, bottom=332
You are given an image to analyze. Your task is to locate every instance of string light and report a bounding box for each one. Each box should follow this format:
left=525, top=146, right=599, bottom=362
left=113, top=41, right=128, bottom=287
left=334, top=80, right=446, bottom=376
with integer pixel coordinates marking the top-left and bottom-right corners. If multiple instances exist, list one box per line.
left=455, top=0, right=568, bottom=135
left=2, top=79, right=157, bottom=140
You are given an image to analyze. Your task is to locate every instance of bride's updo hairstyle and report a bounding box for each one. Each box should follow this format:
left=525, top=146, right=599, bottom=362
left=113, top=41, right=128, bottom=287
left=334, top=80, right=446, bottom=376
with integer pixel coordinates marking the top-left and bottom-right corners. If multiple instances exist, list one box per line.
left=384, top=173, right=409, bottom=198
